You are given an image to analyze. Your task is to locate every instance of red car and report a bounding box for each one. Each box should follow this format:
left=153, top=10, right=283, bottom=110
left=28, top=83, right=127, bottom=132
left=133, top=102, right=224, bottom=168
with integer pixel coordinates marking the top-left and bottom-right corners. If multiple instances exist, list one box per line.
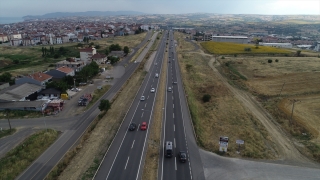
left=140, top=122, right=147, bottom=130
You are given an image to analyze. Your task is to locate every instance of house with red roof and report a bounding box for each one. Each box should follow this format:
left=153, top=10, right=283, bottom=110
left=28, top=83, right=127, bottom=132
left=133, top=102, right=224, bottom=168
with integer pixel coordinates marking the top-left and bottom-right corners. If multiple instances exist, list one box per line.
left=91, top=53, right=107, bottom=64
left=56, top=66, right=75, bottom=76
left=80, top=47, right=96, bottom=62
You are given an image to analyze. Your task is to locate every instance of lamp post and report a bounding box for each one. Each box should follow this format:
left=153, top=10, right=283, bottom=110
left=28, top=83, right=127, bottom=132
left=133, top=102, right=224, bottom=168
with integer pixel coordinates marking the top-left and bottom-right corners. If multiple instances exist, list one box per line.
left=42, top=109, right=47, bottom=131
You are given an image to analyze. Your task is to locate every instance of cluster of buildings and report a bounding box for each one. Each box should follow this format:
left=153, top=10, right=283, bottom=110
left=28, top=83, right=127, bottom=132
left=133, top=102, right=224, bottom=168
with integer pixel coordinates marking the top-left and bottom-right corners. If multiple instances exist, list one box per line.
left=182, top=28, right=320, bottom=51
left=0, top=20, right=159, bottom=46
left=0, top=46, right=114, bottom=113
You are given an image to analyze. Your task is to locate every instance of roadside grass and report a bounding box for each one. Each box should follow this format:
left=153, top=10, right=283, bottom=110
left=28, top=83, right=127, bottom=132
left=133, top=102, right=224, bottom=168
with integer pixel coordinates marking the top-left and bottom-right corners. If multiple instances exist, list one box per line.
left=51, top=55, right=148, bottom=180
left=142, top=35, right=167, bottom=180
left=201, top=41, right=291, bottom=55
left=0, top=110, right=42, bottom=120
left=175, top=33, right=276, bottom=159
left=0, top=129, right=59, bottom=180
left=0, top=128, right=16, bottom=139
left=85, top=85, right=111, bottom=110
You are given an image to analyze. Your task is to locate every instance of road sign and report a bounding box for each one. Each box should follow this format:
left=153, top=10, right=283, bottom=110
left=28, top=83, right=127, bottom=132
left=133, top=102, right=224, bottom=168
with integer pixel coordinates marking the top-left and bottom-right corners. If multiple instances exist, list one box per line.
left=236, top=140, right=244, bottom=144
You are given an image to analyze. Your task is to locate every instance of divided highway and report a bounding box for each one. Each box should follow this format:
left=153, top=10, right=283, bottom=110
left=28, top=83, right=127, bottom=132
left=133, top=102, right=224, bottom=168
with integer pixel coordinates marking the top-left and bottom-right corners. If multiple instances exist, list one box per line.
left=158, top=30, right=205, bottom=180
left=93, top=32, right=167, bottom=180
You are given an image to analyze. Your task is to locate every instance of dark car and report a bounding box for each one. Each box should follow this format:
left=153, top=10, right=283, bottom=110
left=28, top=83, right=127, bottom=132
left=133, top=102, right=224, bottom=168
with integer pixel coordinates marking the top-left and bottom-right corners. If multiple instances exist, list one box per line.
left=179, top=151, right=187, bottom=163
left=129, top=122, right=137, bottom=131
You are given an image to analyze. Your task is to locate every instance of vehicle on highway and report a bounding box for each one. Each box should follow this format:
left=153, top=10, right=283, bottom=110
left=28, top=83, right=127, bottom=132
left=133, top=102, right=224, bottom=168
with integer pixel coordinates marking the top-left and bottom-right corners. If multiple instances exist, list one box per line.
left=129, top=122, right=137, bottom=131
left=178, top=151, right=187, bottom=163
left=168, top=61, right=171, bottom=63
left=140, top=122, right=147, bottom=130
left=140, top=96, right=145, bottom=101
left=173, top=81, right=177, bottom=84
left=167, top=87, right=172, bottom=92
left=165, top=141, right=173, bottom=157
left=150, top=88, right=155, bottom=93
left=155, top=73, right=159, bottom=78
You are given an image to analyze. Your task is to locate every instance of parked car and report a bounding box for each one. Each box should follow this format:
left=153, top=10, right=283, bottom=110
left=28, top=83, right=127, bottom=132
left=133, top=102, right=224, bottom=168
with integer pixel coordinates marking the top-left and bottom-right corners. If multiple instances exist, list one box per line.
left=129, top=122, right=137, bottom=131
left=140, top=122, right=147, bottom=130
left=178, top=151, right=187, bottom=163
left=79, top=82, right=87, bottom=86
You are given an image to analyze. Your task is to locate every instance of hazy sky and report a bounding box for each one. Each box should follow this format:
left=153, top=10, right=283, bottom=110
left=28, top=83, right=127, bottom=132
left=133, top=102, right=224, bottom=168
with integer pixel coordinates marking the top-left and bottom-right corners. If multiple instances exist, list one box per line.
left=1, top=0, right=319, bottom=17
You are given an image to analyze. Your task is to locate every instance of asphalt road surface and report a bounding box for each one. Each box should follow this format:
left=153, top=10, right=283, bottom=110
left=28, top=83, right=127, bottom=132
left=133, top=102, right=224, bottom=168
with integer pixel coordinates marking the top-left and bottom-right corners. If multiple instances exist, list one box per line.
left=158, top=30, right=205, bottom=180
left=93, top=31, right=166, bottom=180
left=10, top=31, right=153, bottom=180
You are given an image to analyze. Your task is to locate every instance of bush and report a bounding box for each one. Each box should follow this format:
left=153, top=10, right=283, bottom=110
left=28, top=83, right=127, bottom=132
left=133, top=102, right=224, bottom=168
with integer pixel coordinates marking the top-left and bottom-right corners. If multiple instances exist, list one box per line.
left=268, top=59, right=272, bottom=63
left=234, top=54, right=237, bottom=57
left=221, top=56, right=225, bottom=59
left=53, top=54, right=60, bottom=59
left=244, top=48, right=251, bottom=51
left=275, top=59, right=279, bottom=62
left=225, top=62, right=230, bottom=67
left=202, top=94, right=211, bottom=102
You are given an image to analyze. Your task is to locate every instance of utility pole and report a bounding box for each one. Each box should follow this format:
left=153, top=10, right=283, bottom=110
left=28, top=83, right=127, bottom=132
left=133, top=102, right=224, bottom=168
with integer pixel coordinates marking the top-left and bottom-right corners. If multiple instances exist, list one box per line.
left=289, top=99, right=301, bottom=125
left=278, top=82, right=285, bottom=98
left=5, top=109, right=12, bottom=132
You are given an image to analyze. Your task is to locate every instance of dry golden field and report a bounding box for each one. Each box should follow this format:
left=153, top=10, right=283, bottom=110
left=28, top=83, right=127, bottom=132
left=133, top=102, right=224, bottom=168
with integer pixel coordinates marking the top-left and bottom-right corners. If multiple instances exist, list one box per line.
left=201, top=41, right=291, bottom=55
left=175, top=33, right=276, bottom=159
left=220, top=56, right=320, bottom=161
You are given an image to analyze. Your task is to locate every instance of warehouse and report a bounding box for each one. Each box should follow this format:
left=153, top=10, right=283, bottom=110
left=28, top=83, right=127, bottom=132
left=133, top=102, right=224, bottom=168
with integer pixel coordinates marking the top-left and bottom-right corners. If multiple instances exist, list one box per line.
left=211, top=36, right=248, bottom=44
left=259, top=42, right=293, bottom=48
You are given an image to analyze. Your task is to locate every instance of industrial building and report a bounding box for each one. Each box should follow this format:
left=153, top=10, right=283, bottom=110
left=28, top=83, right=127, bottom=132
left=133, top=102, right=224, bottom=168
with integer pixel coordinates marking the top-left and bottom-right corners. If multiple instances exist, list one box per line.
left=211, top=36, right=248, bottom=44
left=259, top=42, right=293, bottom=48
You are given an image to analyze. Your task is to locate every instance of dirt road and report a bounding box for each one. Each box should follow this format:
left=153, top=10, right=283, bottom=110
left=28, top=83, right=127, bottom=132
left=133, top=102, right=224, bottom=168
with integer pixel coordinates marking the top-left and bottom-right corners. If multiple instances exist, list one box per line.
left=206, top=54, right=316, bottom=166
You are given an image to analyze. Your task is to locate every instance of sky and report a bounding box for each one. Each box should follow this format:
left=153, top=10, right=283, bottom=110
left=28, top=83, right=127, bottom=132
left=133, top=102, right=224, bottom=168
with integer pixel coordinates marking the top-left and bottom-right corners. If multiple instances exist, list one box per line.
left=0, top=0, right=319, bottom=17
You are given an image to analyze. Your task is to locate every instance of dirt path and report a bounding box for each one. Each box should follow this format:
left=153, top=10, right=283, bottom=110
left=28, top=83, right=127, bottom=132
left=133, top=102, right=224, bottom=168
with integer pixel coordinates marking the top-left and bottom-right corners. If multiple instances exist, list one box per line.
left=206, top=56, right=316, bottom=165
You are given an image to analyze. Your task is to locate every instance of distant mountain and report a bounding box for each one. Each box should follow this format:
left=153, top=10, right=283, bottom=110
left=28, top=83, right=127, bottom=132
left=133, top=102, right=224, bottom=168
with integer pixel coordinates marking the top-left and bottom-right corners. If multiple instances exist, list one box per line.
left=23, top=11, right=145, bottom=20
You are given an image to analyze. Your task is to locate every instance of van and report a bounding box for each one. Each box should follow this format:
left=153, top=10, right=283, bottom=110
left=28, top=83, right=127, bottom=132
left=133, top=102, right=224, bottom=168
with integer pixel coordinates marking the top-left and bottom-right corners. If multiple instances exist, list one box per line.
left=165, top=141, right=173, bottom=157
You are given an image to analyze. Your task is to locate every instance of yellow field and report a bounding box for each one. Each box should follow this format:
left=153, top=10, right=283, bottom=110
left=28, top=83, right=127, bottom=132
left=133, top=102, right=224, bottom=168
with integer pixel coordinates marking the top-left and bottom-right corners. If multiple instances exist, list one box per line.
left=201, top=41, right=291, bottom=55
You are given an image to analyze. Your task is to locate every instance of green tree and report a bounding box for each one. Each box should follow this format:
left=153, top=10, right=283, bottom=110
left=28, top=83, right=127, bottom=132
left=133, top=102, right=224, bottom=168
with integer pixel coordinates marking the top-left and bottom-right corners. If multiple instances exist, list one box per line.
left=123, top=46, right=129, bottom=54
left=109, top=44, right=122, bottom=51
left=202, top=94, right=211, bottom=103
left=98, top=99, right=111, bottom=111
left=0, top=72, right=14, bottom=85
left=296, top=50, right=301, bottom=57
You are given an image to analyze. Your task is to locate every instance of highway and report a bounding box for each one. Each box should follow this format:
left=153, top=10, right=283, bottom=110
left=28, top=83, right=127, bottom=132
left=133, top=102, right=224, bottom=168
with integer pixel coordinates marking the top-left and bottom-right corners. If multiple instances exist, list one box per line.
left=158, top=30, right=205, bottom=180
left=93, top=31, right=166, bottom=180
left=11, top=31, right=154, bottom=180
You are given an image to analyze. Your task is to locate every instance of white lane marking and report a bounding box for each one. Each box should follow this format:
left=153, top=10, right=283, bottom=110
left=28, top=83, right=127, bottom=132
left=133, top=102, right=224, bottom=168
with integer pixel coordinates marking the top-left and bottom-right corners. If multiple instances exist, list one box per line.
left=137, top=124, right=140, bottom=131
left=175, top=157, right=177, bottom=171
left=125, top=157, right=130, bottom=170
left=173, top=113, right=174, bottom=119
left=173, top=104, right=174, bottom=108
left=145, top=103, right=147, bottom=108
left=174, top=124, right=175, bottom=132
left=147, top=96, right=149, bottom=99
left=141, top=112, right=144, bottom=118
left=174, top=138, right=176, bottom=148
left=172, top=96, right=174, bottom=100
left=131, top=140, right=135, bottom=149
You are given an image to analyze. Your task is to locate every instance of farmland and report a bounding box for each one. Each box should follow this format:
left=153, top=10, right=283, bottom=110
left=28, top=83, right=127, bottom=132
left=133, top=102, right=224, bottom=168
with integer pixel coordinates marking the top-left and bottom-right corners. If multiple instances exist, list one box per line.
left=201, top=41, right=291, bottom=55
left=219, top=55, right=320, bottom=161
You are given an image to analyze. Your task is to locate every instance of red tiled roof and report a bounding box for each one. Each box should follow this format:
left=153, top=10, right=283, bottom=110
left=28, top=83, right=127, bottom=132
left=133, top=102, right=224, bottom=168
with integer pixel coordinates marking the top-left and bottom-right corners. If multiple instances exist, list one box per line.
left=29, top=72, right=52, bottom=82
left=91, top=53, right=106, bottom=59
left=79, top=47, right=94, bottom=52
left=56, top=66, right=74, bottom=74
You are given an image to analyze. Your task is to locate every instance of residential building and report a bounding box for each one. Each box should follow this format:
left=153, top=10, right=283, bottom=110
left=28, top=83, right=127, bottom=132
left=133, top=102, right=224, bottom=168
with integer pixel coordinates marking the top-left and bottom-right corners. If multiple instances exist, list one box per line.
left=56, top=59, right=86, bottom=72
left=0, top=34, right=9, bottom=42
left=56, top=66, right=75, bottom=76
left=0, top=83, right=43, bottom=102
left=315, top=42, right=320, bottom=52
left=91, top=53, right=107, bottom=64
left=80, top=47, right=96, bottom=62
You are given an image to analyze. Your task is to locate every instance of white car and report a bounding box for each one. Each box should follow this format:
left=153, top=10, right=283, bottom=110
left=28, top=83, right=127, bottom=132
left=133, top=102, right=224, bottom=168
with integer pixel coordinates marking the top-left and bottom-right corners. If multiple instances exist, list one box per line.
left=140, top=96, right=145, bottom=101
left=155, top=73, right=159, bottom=78
left=150, top=88, right=155, bottom=93
left=167, top=87, right=172, bottom=92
